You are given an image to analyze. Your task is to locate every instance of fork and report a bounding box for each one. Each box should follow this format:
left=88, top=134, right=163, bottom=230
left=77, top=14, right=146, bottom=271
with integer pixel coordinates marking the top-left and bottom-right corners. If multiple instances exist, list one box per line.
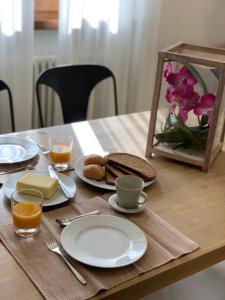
left=26, top=135, right=49, bottom=155
left=44, top=233, right=87, bottom=285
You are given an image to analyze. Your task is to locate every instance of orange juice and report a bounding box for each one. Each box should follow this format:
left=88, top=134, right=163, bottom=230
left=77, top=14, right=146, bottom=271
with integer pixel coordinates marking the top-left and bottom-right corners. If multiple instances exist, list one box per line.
left=12, top=201, right=41, bottom=229
left=49, top=144, right=72, bottom=163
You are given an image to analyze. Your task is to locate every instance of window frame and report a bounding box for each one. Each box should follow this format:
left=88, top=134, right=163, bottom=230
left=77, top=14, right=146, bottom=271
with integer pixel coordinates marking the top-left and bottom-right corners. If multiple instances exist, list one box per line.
left=35, top=0, right=59, bottom=30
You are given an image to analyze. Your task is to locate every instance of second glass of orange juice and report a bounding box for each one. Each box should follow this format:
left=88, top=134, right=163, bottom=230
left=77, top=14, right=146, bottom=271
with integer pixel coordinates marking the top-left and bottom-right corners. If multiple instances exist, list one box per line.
left=49, top=134, right=73, bottom=171
left=11, top=189, right=43, bottom=237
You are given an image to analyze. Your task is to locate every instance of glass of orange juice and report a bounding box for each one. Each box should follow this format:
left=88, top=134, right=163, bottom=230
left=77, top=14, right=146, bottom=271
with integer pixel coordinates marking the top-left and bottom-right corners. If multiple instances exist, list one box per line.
left=49, top=134, right=73, bottom=171
left=11, top=189, right=43, bottom=237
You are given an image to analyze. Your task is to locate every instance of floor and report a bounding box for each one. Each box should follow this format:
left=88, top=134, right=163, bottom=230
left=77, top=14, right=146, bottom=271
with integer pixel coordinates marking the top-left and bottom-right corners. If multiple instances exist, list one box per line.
left=141, top=261, right=225, bottom=300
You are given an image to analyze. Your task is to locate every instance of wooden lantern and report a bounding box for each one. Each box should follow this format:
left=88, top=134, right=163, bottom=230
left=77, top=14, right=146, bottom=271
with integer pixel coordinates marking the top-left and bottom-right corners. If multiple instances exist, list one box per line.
left=146, top=42, right=225, bottom=172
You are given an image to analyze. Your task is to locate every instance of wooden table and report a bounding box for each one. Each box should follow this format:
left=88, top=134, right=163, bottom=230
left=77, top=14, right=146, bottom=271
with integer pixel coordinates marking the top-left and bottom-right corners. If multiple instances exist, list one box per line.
left=1, top=111, right=225, bottom=300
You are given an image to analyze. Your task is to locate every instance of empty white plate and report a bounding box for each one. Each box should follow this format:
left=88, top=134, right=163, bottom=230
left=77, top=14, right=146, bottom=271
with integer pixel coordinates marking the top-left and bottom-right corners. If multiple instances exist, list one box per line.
left=61, top=215, right=147, bottom=268
left=0, top=137, right=39, bottom=164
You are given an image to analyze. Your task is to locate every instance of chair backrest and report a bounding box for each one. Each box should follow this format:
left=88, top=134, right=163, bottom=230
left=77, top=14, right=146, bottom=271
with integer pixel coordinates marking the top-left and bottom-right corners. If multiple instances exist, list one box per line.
left=36, top=64, right=118, bottom=127
left=0, top=80, right=15, bottom=132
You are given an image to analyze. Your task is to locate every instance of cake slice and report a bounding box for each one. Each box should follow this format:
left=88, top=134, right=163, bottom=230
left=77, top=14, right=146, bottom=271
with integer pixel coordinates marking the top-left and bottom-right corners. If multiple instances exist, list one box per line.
left=16, top=172, right=58, bottom=199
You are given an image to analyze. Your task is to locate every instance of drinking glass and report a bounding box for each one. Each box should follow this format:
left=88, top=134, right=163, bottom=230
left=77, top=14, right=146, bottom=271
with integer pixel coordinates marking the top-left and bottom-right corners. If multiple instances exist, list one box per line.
left=49, top=134, right=73, bottom=171
left=11, top=189, right=43, bottom=237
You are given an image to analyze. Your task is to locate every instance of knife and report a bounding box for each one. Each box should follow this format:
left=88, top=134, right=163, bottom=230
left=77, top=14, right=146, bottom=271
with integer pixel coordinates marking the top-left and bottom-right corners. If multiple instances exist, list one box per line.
left=48, top=165, right=75, bottom=199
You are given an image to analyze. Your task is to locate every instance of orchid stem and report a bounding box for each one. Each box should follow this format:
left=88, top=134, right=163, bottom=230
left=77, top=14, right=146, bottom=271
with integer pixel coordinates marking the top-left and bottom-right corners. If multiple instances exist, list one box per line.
left=183, top=63, right=208, bottom=94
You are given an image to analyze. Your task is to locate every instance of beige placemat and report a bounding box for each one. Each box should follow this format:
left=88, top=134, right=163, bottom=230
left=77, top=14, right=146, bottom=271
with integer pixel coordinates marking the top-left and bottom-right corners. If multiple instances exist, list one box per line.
left=0, top=197, right=199, bottom=300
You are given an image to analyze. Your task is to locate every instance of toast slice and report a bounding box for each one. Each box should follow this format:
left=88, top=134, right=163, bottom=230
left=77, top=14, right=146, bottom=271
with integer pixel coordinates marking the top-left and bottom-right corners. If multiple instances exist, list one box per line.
left=105, top=169, right=116, bottom=185
left=105, top=153, right=156, bottom=181
left=106, top=162, right=138, bottom=176
left=105, top=163, right=127, bottom=178
left=106, top=162, right=143, bottom=183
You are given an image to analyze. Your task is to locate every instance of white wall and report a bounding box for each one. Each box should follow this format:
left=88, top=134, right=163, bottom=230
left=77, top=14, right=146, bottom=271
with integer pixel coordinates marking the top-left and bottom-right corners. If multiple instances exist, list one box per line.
left=34, top=1, right=225, bottom=58
left=158, top=0, right=225, bottom=49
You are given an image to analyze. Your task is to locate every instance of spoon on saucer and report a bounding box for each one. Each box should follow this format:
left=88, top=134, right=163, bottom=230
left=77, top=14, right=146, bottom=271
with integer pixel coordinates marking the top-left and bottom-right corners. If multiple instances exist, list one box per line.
left=56, top=210, right=100, bottom=226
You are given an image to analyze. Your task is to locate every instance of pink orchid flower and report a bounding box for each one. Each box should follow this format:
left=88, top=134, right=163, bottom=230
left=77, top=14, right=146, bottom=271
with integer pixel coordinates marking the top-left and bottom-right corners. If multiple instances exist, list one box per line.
left=165, top=87, right=176, bottom=114
left=193, top=93, right=216, bottom=124
left=177, top=90, right=200, bottom=123
left=166, top=68, right=197, bottom=97
left=164, top=62, right=173, bottom=79
left=164, top=63, right=197, bottom=88
left=165, top=86, right=200, bottom=123
left=164, top=63, right=201, bottom=123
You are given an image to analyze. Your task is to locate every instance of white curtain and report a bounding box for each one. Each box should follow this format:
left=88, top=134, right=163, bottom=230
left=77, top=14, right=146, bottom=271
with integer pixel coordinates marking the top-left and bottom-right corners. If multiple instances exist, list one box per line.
left=0, top=0, right=34, bottom=132
left=58, top=0, right=162, bottom=119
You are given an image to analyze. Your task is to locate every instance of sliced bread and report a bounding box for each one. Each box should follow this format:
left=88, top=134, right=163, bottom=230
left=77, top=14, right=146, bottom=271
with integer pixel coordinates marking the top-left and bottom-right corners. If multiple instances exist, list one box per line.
left=105, top=169, right=116, bottom=185
left=105, top=152, right=156, bottom=181
left=105, top=163, right=127, bottom=178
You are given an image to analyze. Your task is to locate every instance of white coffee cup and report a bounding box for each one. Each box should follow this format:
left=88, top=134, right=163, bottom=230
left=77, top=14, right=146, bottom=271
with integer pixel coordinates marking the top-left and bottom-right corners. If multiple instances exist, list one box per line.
left=115, top=175, right=148, bottom=209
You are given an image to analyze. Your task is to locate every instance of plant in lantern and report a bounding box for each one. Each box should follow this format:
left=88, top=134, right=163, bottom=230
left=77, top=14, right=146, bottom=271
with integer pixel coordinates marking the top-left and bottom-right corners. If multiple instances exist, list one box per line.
left=155, top=62, right=216, bottom=150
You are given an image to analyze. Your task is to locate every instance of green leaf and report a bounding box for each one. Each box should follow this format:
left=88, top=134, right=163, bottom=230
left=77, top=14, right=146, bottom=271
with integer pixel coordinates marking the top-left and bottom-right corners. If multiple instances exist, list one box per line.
left=188, top=125, right=209, bottom=133
left=169, top=114, right=192, bottom=137
left=155, top=121, right=209, bottom=150
left=163, top=114, right=173, bottom=132
left=171, top=142, right=186, bottom=150
left=155, top=129, right=189, bottom=144
left=190, top=129, right=208, bottom=149
left=199, top=115, right=208, bottom=127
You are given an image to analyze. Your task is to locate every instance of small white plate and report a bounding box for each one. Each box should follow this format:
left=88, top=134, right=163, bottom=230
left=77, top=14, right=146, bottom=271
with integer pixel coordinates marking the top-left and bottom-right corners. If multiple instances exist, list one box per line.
left=108, top=193, right=147, bottom=214
left=0, top=137, right=39, bottom=164
left=75, top=155, right=155, bottom=191
left=61, top=215, right=147, bottom=268
left=2, top=169, right=76, bottom=207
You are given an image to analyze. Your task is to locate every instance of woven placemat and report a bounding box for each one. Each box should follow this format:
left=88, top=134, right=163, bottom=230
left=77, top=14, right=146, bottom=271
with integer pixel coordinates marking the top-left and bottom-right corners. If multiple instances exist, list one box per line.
left=0, top=197, right=199, bottom=300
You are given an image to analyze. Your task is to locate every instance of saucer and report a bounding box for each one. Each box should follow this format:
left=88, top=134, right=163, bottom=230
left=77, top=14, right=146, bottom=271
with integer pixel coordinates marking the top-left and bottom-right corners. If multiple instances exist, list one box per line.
left=108, top=193, right=147, bottom=214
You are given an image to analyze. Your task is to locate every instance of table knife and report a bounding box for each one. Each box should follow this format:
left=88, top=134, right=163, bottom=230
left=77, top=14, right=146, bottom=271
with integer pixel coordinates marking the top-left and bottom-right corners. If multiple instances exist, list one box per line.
left=48, top=165, right=75, bottom=199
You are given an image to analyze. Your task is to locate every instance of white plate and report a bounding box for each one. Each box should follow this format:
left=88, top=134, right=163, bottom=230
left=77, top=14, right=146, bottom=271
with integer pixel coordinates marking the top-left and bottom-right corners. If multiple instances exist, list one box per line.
left=108, top=193, right=147, bottom=214
left=75, top=156, right=155, bottom=191
left=0, top=137, right=39, bottom=164
left=61, top=215, right=147, bottom=268
left=2, top=169, right=76, bottom=207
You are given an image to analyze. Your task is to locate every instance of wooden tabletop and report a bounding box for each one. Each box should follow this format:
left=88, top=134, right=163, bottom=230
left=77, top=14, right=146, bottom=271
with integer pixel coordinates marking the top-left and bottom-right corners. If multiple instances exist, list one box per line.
left=1, top=111, right=225, bottom=300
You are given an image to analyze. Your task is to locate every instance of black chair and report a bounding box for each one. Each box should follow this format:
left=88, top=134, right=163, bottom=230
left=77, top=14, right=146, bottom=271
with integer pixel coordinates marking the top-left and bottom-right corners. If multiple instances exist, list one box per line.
left=36, top=64, right=118, bottom=127
left=0, top=80, right=15, bottom=132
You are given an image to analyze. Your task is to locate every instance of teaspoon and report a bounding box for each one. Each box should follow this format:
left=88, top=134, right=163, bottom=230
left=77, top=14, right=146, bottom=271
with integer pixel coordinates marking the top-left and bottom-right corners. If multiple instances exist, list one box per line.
left=55, top=210, right=100, bottom=226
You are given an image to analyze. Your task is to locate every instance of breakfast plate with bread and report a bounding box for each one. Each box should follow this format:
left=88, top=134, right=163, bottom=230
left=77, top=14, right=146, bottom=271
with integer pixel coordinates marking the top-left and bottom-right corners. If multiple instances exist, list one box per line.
left=75, top=152, right=156, bottom=190
left=2, top=169, right=76, bottom=207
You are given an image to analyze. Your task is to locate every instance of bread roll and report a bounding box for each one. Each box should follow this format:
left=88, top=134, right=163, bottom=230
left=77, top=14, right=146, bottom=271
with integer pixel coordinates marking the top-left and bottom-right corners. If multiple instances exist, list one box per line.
left=83, top=164, right=105, bottom=181
left=83, top=154, right=106, bottom=167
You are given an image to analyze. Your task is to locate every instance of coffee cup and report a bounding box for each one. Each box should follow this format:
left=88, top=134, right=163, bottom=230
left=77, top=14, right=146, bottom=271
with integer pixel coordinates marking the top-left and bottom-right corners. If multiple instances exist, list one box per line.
left=115, top=175, right=148, bottom=209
